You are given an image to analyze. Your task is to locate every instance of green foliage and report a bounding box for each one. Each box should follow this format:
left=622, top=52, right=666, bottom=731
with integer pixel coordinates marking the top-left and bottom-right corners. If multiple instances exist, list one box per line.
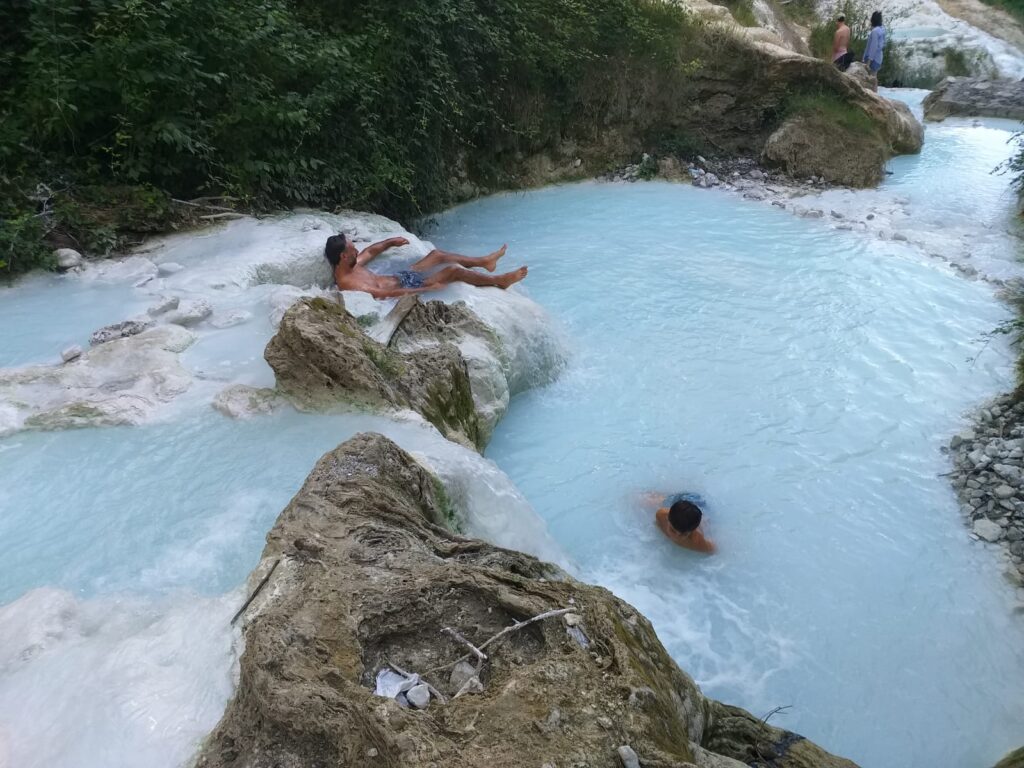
left=943, top=47, right=972, bottom=76
left=0, top=0, right=698, bottom=273
left=722, top=0, right=759, bottom=27
left=0, top=214, right=53, bottom=275
left=784, top=90, right=878, bottom=137
left=980, top=0, right=1024, bottom=23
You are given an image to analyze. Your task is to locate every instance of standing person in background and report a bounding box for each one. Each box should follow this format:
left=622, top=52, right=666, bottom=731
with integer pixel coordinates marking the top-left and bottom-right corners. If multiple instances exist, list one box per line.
left=832, top=15, right=853, bottom=71
left=863, top=11, right=886, bottom=74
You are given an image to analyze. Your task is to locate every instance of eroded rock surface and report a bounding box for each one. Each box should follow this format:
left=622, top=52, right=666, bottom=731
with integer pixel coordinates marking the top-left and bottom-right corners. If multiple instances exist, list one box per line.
left=265, top=297, right=484, bottom=449
left=196, top=433, right=859, bottom=768
left=924, top=77, right=1024, bottom=121
left=389, top=300, right=511, bottom=443
left=762, top=92, right=922, bottom=187
left=0, top=325, right=195, bottom=437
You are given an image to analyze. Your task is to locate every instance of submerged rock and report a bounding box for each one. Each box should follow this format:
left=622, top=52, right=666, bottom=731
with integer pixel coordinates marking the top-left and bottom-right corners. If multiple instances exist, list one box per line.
left=212, top=385, right=282, bottom=419
left=265, top=297, right=485, bottom=449
left=196, top=433, right=859, bottom=768
left=923, top=77, right=1024, bottom=122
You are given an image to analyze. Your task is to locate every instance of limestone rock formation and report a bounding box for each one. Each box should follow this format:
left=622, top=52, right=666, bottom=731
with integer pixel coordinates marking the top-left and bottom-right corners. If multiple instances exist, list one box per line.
left=389, top=299, right=511, bottom=443
left=196, top=432, right=860, bottom=768
left=844, top=62, right=878, bottom=93
left=0, top=325, right=195, bottom=437
left=923, top=77, right=1024, bottom=121
left=761, top=79, right=922, bottom=186
left=265, top=297, right=485, bottom=449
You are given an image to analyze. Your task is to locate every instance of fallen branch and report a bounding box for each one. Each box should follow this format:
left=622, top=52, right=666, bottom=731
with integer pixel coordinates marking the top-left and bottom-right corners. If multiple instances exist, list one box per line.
left=761, top=704, right=792, bottom=724
left=442, top=627, right=487, bottom=669
left=477, top=608, right=574, bottom=653
left=199, top=212, right=244, bottom=221
left=172, top=197, right=237, bottom=213
left=426, top=606, right=572, bottom=674
left=230, top=558, right=281, bottom=626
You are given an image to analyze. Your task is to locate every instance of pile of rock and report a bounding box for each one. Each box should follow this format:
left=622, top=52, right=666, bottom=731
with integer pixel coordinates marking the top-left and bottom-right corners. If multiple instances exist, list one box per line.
left=947, top=393, right=1024, bottom=596
left=923, top=77, right=1024, bottom=122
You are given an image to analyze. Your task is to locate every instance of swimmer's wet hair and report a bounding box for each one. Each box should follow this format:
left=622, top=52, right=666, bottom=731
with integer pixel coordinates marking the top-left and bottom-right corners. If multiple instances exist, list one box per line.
left=324, top=234, right=347, bottom=268
left=668, top=500, right=702, bottom=533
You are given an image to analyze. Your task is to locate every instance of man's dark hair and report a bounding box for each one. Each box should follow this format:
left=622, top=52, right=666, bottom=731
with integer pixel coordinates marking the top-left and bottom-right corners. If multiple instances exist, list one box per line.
left=668, top=500, right=702, bottom=534
left=324, top=234, right=347, bottom=268
left=870, top=10, right=883, bottom=27
left=837, top=14, right=845, bottom=21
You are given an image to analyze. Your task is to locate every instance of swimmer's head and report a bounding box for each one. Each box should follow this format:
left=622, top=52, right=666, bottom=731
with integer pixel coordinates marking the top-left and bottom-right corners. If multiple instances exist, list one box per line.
left=325, top=234, right=356, bottom=269
left=668, top=500, right=702, bottom=534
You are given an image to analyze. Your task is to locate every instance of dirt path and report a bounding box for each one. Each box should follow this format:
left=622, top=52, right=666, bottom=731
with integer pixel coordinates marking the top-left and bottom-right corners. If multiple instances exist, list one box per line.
left=935, top=0, right=1024, bottom=53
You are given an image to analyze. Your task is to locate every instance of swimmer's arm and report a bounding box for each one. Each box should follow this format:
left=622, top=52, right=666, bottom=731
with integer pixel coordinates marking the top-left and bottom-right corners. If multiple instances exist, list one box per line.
left=640, top=491, right=665, bottom=508
left=357, top=237, right=410, bottom=265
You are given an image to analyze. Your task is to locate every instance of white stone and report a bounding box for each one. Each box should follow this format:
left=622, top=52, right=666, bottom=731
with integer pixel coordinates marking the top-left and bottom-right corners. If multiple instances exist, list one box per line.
left=157, top=261, right=185, bottom=276
left=974, top=518, right=1003, bottom=542
left=212, top=385, right=280, bottom=419
left=164, top=299, right=213, bottom=327
left=617, top=745, right=641, bottom=768
left=994, top=484, right=1016, bottom=500
left=54, top=248, right=83, bottom=270
left=405, top=683, right=431, bottom=709
left=60, top=345, right=82, bottom=363
left=147, top=296, right=180, bottom=316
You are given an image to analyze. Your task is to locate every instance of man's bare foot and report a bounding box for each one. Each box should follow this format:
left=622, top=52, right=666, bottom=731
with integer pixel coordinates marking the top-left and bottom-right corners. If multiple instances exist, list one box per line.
left=482, top=244, right=507, bottom=272
left=495, top=266, right=527, bottom=289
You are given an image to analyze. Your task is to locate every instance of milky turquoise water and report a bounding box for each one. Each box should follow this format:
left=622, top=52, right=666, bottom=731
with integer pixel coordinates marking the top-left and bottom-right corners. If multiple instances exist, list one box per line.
left=1, top=92, right=1023, bottom=768
left=428, top=180, right=1024, bottom=767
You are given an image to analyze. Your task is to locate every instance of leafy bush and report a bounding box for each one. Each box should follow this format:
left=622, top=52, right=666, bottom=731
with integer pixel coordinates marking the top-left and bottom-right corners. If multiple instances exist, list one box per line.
left=0, top=0, right=700, bottom=276
left=723, top=0, right=759, bottom=27
left=785, top=91, right=879, bottom=137
left=980, top=0, right=1024, bottom=23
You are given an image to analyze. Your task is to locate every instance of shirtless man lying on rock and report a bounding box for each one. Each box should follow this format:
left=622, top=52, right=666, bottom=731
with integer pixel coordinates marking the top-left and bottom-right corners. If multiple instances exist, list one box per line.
left=324, top=233, right=527, bottom=299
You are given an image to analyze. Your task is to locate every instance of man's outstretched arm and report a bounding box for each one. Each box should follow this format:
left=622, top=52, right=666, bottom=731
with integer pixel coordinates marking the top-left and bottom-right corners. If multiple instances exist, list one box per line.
left=357, top=237, right=410, bottom=265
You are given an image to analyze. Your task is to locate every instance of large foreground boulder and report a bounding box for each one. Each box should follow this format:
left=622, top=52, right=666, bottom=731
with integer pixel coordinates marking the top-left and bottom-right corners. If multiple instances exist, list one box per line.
left=266, top=296, right=485, bottom=449
left=923, top=77, right=1024, bottom=122
left=197, top=433, right=859, bottom=768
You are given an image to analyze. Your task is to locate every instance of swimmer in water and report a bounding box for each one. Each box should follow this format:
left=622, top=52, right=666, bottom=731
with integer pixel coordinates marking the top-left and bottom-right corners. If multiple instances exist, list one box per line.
left=642, top=492, right=717, bottom=554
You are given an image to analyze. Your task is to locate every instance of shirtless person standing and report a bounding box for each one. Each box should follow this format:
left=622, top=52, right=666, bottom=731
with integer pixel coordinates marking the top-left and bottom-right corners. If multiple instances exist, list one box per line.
left=325, top=233, right=528, bottom=299
left=832, top=15, right=852, bottom=71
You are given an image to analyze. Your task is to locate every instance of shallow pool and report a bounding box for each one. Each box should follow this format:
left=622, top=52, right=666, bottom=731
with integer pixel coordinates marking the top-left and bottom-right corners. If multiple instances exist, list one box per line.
left=428, top=181, right=1024, bottom=768
left=1, top=91, right=1023, bottom=768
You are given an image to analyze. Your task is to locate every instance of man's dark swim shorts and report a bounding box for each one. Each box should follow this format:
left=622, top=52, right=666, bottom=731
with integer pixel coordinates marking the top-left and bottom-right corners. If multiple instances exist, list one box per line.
left=395, top=270, right=425, bottom=289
